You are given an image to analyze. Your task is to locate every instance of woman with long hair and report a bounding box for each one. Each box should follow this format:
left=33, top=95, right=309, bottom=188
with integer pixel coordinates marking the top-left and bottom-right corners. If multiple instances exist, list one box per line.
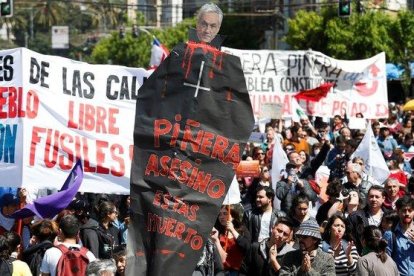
left=252, top=146, right=268, bottom=167
left=214, top=204, right=250, bottom=275
left=356, top=226, right=399, bottom=275
left=288, top=193, right=314, bottom=232
left=320, top=215, right=359, bottom=275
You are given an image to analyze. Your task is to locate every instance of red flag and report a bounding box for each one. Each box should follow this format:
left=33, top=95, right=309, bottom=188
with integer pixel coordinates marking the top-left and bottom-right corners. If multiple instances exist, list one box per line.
left=293, top=82, right=334, bottom=102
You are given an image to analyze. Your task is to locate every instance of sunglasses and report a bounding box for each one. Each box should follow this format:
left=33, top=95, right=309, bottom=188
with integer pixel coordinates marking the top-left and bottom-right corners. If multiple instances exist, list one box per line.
left=257, top=152, right=265, bottom=155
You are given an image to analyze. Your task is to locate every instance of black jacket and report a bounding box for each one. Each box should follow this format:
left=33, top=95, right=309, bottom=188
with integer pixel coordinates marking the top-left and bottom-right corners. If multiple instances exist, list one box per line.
left=243, top=208, right=285, bottom=243
left=79, top=218, right=100, bottom=257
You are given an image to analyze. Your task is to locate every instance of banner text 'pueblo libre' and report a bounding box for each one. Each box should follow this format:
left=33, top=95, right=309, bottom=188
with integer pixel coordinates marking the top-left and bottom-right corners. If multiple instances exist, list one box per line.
left=0, top=48, right=150, bottom=193
left=144, top=115, right=242, bottom=250
left=28, top=57, right=134, bottom=175
left=222, top=48, right=389, bottom=119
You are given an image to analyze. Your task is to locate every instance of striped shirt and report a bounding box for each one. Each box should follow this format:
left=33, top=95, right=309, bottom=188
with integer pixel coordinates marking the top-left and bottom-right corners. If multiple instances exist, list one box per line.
left=320, top=241, right=359, bottom=276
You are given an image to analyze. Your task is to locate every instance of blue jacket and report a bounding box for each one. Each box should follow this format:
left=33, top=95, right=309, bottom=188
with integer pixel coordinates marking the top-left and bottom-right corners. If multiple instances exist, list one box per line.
left=384, top=223, right=414, bottom=276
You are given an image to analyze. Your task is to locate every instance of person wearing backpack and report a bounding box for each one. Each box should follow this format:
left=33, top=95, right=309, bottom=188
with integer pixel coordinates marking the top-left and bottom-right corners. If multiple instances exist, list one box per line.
left=1, top=232, right=32, bottom=276
left=40, top=214, right=96, bottom=276
left=22, top=219, right=58, bottom=276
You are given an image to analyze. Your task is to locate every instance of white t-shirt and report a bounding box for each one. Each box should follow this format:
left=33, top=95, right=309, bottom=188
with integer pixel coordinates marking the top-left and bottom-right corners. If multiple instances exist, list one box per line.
left=40, top=242, right=96, bottom=276
left=258, top=211, right=272, bottom=242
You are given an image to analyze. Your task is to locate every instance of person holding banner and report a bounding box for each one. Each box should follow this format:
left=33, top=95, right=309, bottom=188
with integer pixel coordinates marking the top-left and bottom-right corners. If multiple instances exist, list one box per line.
left=215, top=205, right=250, bottom=275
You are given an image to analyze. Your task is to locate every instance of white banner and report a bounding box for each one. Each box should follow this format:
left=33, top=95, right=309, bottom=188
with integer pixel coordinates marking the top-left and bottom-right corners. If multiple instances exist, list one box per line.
left=0, top=48, right=151, bottom=194
left=222, top=48, right=388, bottom=119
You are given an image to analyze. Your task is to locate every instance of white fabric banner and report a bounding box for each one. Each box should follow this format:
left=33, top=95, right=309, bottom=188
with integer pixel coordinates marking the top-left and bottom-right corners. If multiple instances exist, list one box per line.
left=0, top=48, right=151, bottom=194
left=222, top=48, right=388, bottom=119
left=351, top=122, right=390, bottom=184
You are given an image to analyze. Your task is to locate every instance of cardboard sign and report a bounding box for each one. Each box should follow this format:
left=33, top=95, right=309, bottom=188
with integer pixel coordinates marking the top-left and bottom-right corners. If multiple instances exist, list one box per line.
left=260, top=103, right=283, bottom=119
left=236, top=160, right=260, bottom=177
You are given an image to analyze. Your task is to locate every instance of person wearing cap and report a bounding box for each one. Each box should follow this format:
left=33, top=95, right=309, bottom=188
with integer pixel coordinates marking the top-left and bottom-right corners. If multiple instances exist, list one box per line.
left=343, top=162, right=372, bottom=209
left=376, top=125, right=398, bottom=160
left=279, top=219, right=335, bottom=275
left=0, top=193, right=19, bottom=235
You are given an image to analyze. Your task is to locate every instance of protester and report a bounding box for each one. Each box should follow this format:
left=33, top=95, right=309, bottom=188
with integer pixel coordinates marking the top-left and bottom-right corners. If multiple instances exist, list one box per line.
left=86, top=259, right=117, bottom=276
left=276, top=163, right=317, bottom=214
left=22, top=219, right=58, bottom=276
left=2, top=232, right=32, bottom=276
left=40, top=214, right=96, bottom=276
left=0, top=193, right=19, bottom=235
left=240, top=217, right=295, bottom=276
left=193, top=227, right=224, bottom=276
left=347, top=185, right=387, bottom=254
left=320, top=215, right=359, bottom=275
left=383, top=196, right=414, bottom=276
left=316, top=179, right=343, bottom=225
left=69, top=199, right=100, bottom=257
left=383, top=178, right=402, bottom=211
left=343, top=162, right=372, bottom=209
left=244, top=186, right=284, bottom=243
left=279, top=219, right=336, bottom=275
left=215, top=204, right=250, bottom=274
left=112, top=246, right=126, bottom=276
left=377, top=125, right=398, bottom=160
left=356, top=226, right=399, bottom=276
left=287, top=193, right=315, bottom=232
left=97, top=201, right=121, bottom=259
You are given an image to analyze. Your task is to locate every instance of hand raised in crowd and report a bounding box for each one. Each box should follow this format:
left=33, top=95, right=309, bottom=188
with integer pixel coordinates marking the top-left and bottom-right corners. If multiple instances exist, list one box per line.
left=345, top=240, right=356, bottom=266
left=269, top=244, right=278, bottom=261
left=301, top=252, right=311, bottom=272
left=226, top=220, right=235, bottom=232
left=210, top=227, right=219, bottom=243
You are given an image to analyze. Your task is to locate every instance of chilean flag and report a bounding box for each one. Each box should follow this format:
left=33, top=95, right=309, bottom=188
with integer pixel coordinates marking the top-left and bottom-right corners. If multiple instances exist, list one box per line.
left=149, top=37, right=169, bottom=69
left=293, top=82, right=334, bottom=102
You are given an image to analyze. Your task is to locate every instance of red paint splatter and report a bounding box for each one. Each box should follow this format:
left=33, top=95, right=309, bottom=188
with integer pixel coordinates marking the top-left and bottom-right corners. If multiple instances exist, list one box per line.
left=159, top=249, right=186, bottom=258
left=226, top=88, right=232, bottom=101
left=135, top=251, right=145, bottom=256
left=182, top=41, right=225, bottom=79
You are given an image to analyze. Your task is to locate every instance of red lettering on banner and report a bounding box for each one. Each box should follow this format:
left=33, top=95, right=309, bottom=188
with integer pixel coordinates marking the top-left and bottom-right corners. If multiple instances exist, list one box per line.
left=0, top=87, right=39, bottom=119
left=67, top=101, right=119, bottom=134
left=153, top=116, right=241, bottom=169
left=145, top=154, right=226, bottom=199
left=29, top=126, right=131, bottom=177
left=147, top=212, right=203, bottom=250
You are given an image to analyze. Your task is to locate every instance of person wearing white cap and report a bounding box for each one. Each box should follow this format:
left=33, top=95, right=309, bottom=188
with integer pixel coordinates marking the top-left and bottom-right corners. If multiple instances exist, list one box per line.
left=279, top=219, right=335, bottom=275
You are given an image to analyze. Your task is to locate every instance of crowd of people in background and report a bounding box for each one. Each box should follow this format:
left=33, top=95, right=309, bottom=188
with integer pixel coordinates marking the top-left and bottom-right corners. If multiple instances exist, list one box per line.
left=1, top=103, right=414, bottom=276
left=197, top=102, right=414, bottom=275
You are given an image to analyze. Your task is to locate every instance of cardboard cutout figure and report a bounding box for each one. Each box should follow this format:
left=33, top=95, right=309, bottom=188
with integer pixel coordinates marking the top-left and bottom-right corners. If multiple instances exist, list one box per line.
left=127, top=31, right=254, bottom=276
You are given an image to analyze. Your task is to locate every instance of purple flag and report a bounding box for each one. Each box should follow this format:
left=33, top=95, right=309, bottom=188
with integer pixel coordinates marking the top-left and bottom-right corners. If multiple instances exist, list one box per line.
left=10, top=160, right=84, bottom=219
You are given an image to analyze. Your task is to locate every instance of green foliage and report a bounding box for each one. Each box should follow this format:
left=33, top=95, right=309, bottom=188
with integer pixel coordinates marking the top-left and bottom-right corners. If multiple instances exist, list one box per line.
left=285, top=8, right=414, bottom=62
left=90, top=18, right=196, bottom=67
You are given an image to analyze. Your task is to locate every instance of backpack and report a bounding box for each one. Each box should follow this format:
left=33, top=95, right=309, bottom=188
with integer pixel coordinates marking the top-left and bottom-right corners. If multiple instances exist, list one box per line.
left=95, top=227, right=115, bottom=259
left=0, top=258, right=13, bottom=276
left=27, top=240, right=53, bottom=276
left=55, top=244, right=89, bottom=276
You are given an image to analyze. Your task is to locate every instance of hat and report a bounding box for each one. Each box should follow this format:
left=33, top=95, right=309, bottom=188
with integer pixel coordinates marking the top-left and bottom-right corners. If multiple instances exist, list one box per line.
left=1, top=193, right=19, bottom=207
left=296, top=219, right=322, bottom=240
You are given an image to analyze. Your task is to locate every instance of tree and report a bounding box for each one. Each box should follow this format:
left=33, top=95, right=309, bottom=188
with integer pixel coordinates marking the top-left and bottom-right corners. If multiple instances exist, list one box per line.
left=284, top=8, right=414, bottom=96
left=90, top=18, right=196, bottom=67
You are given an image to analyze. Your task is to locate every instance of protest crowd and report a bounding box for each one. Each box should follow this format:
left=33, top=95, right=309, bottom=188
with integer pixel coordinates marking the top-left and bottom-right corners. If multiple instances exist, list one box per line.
left=0, top=2, right=413, bottom=276
left=0, top=103, right=413, bottom=276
